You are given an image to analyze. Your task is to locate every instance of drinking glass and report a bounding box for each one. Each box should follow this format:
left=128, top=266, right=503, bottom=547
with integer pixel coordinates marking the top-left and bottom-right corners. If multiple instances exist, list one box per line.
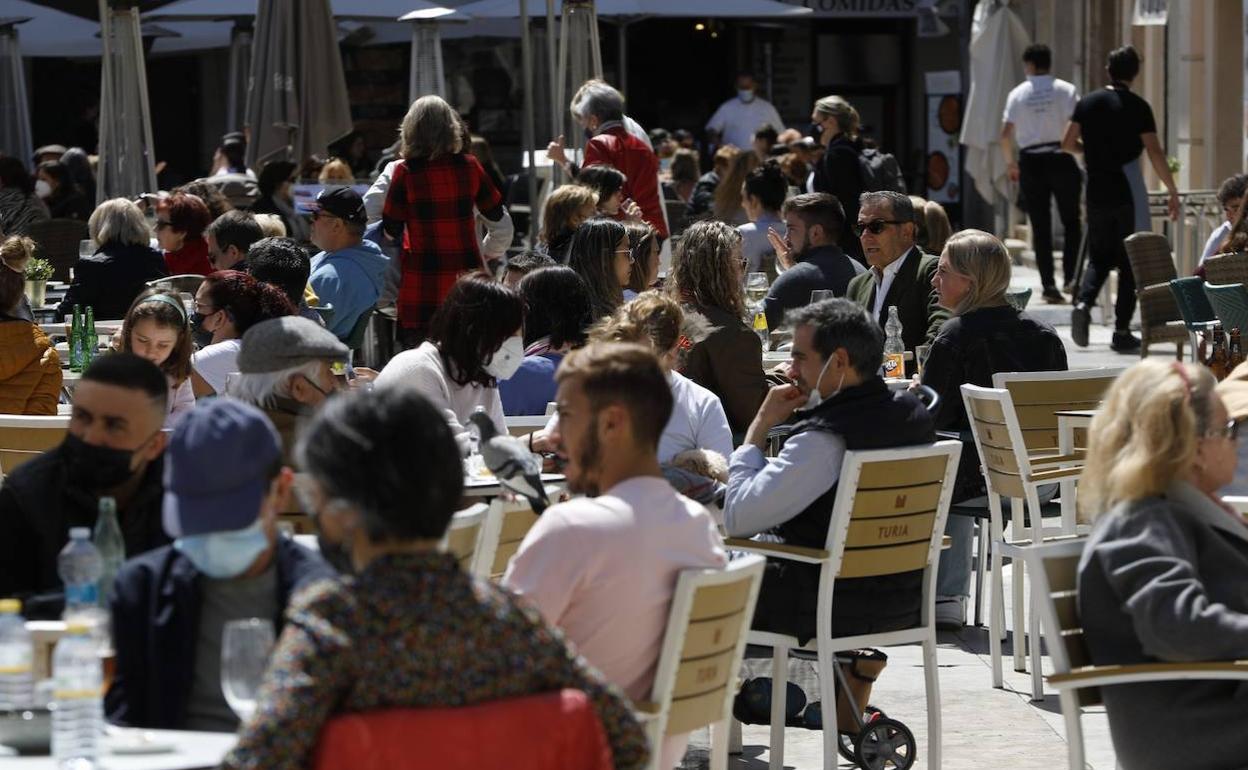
left=221, top=618, right=275, bottom=724
left=810, top=290, right=835, bottom=304
left=78, top=240, right=94, bottom=259
left=745, top=273, right=769, bottom=306
left=915, top=344, right=932, bottom=379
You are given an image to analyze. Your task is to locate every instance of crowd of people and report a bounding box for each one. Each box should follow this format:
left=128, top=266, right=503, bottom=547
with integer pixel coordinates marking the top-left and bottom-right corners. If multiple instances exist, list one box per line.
left=0, top=40, right=1245, bottom=770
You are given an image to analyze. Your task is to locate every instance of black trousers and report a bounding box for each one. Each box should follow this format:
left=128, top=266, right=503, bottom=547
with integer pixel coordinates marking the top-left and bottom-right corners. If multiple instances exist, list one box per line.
left=1019, top=151, right=1082, bottom=289
left=1077, top=202, right=1136, bottom=332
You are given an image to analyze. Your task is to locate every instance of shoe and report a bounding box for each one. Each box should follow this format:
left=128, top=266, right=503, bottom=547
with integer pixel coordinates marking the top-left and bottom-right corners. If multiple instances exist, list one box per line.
left=1111, top=331, right=1142, bottom=353
left=935, top=596, right=966, bottom=631
left=1070, top=303, right=1090, bottom=347
left=1042, top=287, right=1065, bottom=304
left=1063, top=281, right=1076, bottom=295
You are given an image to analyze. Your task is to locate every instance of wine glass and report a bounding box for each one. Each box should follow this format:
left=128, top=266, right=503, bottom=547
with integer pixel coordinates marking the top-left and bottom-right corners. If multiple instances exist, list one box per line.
left=745, top=272, right=768, bottom=306
left=221, top=618, right=275, bottom=724
left=810, top=290, right=835, bottom=304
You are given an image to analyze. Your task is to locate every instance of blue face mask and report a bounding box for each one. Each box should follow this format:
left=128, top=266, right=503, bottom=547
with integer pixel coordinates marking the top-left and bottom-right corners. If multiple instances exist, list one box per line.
left=174, top=517, right=271, bottom=579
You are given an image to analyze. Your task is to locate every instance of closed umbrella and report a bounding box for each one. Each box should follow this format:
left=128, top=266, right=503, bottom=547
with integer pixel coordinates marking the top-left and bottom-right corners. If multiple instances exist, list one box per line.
left=96, top=0, right=158, bottom=202
left=960, top=0, right=1029, bottom=205
left=244, top=0, right=353, bottom=168
left=0, top=19, right=32, bottom=165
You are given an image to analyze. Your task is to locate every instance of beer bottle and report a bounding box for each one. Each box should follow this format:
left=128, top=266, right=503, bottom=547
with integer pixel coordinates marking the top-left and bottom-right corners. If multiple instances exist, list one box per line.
left=1231, top=328, right=1243, bottom=371
left=83, top=306, right=95, bottom=368
left=69, top=305, right=83, bottom=373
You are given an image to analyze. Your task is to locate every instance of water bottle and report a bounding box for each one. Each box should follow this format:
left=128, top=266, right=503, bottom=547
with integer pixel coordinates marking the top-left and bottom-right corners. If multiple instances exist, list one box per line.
left=58, top=528, right=102, bottom=618
left=883, top=305, right=905, bottom=378
left=69, top=304, right=83, bottom=373
left=93, top=497, right=123, bottom=607
left=51, top=623, right=102, bottom=766
left=0, top=599, right=33, bottom=710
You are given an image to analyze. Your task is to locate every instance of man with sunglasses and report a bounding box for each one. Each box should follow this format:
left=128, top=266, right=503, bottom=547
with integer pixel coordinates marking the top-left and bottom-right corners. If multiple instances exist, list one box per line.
left=307, top=187, right=389, bottom=342
left=844, top=190, right=948, bottom=375
left=0, top=355, right=171, bottom=612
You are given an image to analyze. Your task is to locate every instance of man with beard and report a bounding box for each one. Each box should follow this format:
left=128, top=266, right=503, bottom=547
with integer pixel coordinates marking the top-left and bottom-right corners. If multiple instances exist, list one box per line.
left=762, top=193, right=865, bottom=330
left=503, top=341, right=725, bottom=769
left=0, top=354, right=171, bottom=605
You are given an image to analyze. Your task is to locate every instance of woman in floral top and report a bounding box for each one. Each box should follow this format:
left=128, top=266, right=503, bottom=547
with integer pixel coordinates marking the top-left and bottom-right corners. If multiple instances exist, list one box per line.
left=221, top=387, right=649, bottom=770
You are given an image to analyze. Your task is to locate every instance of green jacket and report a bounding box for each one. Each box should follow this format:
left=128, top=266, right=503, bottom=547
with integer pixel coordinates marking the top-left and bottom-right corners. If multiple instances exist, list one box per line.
left=845, top=247, right=950, bottom=376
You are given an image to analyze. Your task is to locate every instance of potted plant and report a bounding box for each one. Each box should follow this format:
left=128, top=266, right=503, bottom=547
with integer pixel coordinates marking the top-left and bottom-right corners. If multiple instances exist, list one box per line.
left=24, top=258, right=54, bottom=308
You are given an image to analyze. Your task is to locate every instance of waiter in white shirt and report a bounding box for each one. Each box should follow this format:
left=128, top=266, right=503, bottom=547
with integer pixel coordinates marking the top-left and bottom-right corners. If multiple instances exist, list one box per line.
left=706, top=73, right=785, bottom=151
left=999, top=44, right=1081, bottom=304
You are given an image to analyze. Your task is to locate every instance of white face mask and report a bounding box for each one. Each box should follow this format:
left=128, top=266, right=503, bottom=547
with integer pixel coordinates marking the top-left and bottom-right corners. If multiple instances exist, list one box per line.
left=34, top=180, right=52, bottom=199
left=803, top=356, right=846, bottom=411
left=738, top=89, right=756, bottom=103
left=485, top=335, right=525, bottom=381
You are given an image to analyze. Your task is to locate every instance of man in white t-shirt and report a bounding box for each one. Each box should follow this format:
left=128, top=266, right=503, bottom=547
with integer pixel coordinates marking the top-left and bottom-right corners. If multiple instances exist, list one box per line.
left=504, top=342, right=726, bottom=769
left=706, top=73, right=785, bottom=152
left=999, top=44, right=1082, bottom=303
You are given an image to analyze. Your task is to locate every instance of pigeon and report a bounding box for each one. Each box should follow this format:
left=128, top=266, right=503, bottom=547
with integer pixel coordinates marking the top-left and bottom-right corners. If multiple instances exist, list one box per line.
left=468, top=410, right=550, bottom=514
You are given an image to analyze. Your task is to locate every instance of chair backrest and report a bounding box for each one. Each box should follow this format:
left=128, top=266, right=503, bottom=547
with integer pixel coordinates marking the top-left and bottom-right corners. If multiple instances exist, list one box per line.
left=442, top=503, right=490, bottom=573
left=1169, top=276, right=1218, bottom=330
left=961, top=385, right=1045, bottom=500
left=991, top=369, right=1122, bottom=453
left=1203, top=251, right=1248, bottom=285
left=477, top=497, right=542, bottom=580
left=277, top=473, right=317, bottom=535
left=342, top=308, right=373, bottom=350
left=146, top=274, right=205, bottom=296
left=0, top=415, right=69, bottom=476
left=1204, top=281, right=1248, bottom=334
left=1123, top=231, right=1178, bottom=288
left=645, top=555, right=765, bottom=741
left=1020, top=539, right=1100, bottom=706
left=311, top=689, right=614, bottom=770
left=25, top=218, right=89, bottom=282
left=505, top=414, right=550, bottom=437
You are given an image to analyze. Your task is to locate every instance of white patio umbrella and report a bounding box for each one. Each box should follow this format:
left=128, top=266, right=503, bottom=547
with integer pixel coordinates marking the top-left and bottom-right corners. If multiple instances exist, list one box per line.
left=95, top=0, right=158, bottom=202
left=0, top=19, right=33, bottom=165
left=244, top=0, right=354, bottom=168
left=960, top=0, right=1029, bottom=205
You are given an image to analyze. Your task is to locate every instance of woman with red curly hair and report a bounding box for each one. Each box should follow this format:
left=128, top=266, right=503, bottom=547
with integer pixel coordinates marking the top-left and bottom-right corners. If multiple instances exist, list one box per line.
left=189, top=270, right=294, bottom=396
left=155, top=193, right=214, bottom=276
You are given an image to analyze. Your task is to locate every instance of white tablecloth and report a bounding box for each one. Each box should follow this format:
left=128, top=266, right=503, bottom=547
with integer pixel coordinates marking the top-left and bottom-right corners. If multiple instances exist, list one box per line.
left=1, top=729, right=235, bottom=769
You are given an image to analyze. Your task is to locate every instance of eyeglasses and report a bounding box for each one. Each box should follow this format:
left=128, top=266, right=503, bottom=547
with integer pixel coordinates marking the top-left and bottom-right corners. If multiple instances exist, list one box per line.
left=1207, top=419, right=1243, bottom=441
left=311, top=210, right=339, bottom=223
left=615, top=248, right=635, bottom=264
left=854, top=219, right=907, bottom=237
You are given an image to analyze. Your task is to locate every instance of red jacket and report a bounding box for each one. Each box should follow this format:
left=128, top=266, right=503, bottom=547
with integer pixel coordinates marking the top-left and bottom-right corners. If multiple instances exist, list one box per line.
left=584, top=125, right=668, bottom=238
left=163, top=238, right=213, bottom=277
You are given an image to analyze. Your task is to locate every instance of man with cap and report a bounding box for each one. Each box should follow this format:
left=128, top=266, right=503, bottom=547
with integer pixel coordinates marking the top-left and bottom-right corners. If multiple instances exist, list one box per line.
left=308, top=187, right=389, bottom=342
left=231, top=316, right=349, bottom=462
left=106, top=398, right=333, bottom=732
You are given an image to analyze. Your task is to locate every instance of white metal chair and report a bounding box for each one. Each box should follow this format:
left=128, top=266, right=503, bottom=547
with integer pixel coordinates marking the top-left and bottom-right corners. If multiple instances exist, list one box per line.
left=725, top=440, right=961, bottom=770
left=1023, top=539, right=1248, bottom=769
left=474, top=496, right=543, bottom=580
left=441, top=503, right=490, bottom=573
left=633, top=554, right=765, bottom=770
left=504, top=414, right=551, bottom=437
left=0, top=414, right=70, bottom=476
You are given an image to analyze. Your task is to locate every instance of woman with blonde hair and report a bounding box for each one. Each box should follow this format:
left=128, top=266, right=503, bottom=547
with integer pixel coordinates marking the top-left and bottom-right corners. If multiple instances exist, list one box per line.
left=811, top=94, right=865, bottom=261
left=0, top=236, right=60, bottom=414
left=56, top=197, right=168, bottom=322
left=622, top=221, right=659, bottom=300
left=920, top=228, right=1066, bottom=629
left=382, top=95, right=508, bottom=345
left=712, top=149, right=758, bottom=225
left=540, top=184, right=597, bottom=261
left=1077, top=360, right=1248, bottom=770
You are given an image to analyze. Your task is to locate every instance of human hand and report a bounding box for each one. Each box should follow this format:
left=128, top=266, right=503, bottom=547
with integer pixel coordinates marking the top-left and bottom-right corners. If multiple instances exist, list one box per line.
left=757, top=383, right=805, bottom=427
left=1006, top=162, right=1020, bottom=183
left=546, top=135, right=568, bottom=166
left=348, top=367, right=378, bottom=391
left=620, top=198, right=643, bottom=222
left=1168, top=191, right=1180, bottom=221
left=767, top=227, right=793, bottom=270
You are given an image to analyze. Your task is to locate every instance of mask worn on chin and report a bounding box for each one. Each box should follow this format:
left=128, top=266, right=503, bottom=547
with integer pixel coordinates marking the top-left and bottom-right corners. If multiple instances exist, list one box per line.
left=317, top=533, right=354, bottom=575
left=484, top=335, right=525, bottom=381
left=189, top=311, right=214, bottom=349
left=62, top=432, right=141, bottom=491
left=34, top=180, right=52, bottom=199
left=803, top=358, right=846, bottom=411
left=738, top=90, right=756, bottom=103
left=174, top=517, right=270, bottom=579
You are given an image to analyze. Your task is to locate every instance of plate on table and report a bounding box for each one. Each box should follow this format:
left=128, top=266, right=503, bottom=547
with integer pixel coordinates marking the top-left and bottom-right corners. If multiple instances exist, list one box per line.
left=107, top=728, right=177, bottom=755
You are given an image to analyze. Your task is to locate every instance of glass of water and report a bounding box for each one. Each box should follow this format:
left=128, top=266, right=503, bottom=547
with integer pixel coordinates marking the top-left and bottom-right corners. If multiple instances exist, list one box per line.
left=810, top=290, right=835, bottom=304
left=221, top=618, right=275, bottom=724
left=78, top=239, right=95, bottom=259
left=745, top=273, right=768, bottom=305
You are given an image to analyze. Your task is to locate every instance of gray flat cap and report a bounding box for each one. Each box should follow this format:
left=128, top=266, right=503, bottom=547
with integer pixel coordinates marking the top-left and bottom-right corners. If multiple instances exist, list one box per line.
left=238, top=316, right=349, bottom=373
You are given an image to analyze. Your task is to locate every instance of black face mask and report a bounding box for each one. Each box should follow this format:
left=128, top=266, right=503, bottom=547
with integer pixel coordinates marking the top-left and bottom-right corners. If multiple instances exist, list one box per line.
left=809, top=123, right=825, bottom=143
left=189, top=311, right=214, bottom=349
left=62, top=432, right=140, bottom=491
left=316, top=533, right=354, bottom=575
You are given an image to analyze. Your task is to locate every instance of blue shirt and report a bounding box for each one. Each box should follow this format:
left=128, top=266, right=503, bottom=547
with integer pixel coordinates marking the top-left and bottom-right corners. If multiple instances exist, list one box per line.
left=308, top=240, right=390, bottom=340
left=723, top=431, right=846, bottom=538
left=499, top=353, right=564, bottom=416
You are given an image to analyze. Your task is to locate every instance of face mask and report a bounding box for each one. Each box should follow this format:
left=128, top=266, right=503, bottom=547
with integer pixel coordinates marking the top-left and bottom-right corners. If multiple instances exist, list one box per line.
left=35, top=180, right=52, bottom=199
left=317, top=532, right=354, bottom=575
left=62, top=432, right=142, bottom=491
left=189, top=311, right=214, bottom=349
left=583, top=127, right=595, bottom=141
left=738, top=89, right=756, bottom=103
left=485, top=335, right=525, bottom=381
left=174, top=517, right=270, bottom=580
left=803, top=358, right=846, bottom=411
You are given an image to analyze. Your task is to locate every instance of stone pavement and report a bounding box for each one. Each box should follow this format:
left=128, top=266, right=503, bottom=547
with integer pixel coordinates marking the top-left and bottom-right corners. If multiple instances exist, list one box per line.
left=678, top=252, right=1179, bottom=769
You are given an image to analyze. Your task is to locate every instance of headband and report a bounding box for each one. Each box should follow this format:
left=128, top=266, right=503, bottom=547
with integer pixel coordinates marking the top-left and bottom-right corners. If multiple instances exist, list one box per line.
left=141, top=293, right=188, bottom=325
left=1172, top=361, right=1192, bottom=401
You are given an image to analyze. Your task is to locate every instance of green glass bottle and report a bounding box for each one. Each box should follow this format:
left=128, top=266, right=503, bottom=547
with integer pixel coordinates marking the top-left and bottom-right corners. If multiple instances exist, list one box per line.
left=69, top=304, right=83, bottom=373
left=83, top=306, right=95, bottom=367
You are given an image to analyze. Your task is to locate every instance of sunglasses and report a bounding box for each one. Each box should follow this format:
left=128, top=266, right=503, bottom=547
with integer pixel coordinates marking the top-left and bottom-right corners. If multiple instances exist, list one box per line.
left=1208, top=419, right=1244, bottom=441
left=854, top=219, right=907, bottom=237
left=311, top=210, right=340, bottom=223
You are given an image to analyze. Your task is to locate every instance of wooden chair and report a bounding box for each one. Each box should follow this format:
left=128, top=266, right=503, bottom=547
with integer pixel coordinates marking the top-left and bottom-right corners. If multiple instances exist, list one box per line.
left=442, top=503, right=490, bottom=573
left=726, top=441, right=961, bottom=770
left=504, top=414, right=550, bottom=437
left=145, top=274, right=205, bottom=295
left=633, top=555, right=765, bottom=770
left=0, top=415, right=69, bottom=476
left=1122, top=232, right=1188, bottom=358
left=1202, top=251, right=1248, bottom=285
left=1204, top=281, right=1248, bottom=335
left=1023, top=539, right=1248, bottom=769
left=25, top=218, right=88, bottom=282
left=475, top=496, right=542, bottom=580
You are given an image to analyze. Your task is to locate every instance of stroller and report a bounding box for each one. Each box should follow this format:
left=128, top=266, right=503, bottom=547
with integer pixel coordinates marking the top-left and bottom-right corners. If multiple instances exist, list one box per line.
left=734, top=648, right=916, bottom=770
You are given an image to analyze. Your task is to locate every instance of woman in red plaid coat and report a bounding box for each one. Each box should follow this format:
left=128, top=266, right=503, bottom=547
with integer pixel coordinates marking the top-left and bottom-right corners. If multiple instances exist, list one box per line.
left=383, top=96, right=509, bottom=345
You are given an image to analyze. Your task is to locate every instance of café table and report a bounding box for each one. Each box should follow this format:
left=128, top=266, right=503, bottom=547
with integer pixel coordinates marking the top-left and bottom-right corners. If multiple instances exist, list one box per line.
left=463, top=472, right=566, bottom=498
left=1, top=728, right=235, bottom=769
left=1055, top=409, right=1098, bottom=526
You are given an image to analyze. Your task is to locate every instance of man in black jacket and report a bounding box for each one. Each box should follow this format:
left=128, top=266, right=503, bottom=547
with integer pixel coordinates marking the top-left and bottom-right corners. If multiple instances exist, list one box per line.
left=106, top=398, right=333, bottom=732
left=0, top=355, right=170, bottom=611
left=762, top=193, right=863, bottom=330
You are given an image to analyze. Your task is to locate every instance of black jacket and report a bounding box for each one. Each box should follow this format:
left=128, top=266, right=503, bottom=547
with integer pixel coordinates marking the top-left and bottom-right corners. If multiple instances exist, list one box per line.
left=56, top=242, right=168, bottom=322
left=812, top=134, right=865, bottom=263
left=752, top=378, right=935, bottom=644
left=921, top=304, right=1068, bottom=501
left=762, top=244, right=861, bottom=330
left=845, top=247, right=950, bottom=376
left=105, top=537, right=334, bottom=729
left=0, top=444, right=168, bottom=607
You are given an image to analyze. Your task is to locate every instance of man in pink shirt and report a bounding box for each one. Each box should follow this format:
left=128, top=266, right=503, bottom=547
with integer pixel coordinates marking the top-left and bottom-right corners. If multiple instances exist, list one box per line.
left=504, top=342, right=726, bottom=768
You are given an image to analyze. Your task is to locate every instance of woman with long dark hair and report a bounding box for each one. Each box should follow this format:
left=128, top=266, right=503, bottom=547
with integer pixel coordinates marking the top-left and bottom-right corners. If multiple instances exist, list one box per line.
left=567, top=218, right=631, bottom=320
left=499, top=266, right=593, bottom=416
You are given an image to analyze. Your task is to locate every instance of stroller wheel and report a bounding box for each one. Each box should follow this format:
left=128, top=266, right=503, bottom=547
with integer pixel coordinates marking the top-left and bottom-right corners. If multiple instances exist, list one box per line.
left=836, top=706, right=886, bottom=763
left=853, top=717, right=915, bottom=770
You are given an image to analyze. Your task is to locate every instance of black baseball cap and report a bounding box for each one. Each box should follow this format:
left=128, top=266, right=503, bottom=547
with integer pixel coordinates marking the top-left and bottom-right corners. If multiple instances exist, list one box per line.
left=314, top=187, right=367, bottom=225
